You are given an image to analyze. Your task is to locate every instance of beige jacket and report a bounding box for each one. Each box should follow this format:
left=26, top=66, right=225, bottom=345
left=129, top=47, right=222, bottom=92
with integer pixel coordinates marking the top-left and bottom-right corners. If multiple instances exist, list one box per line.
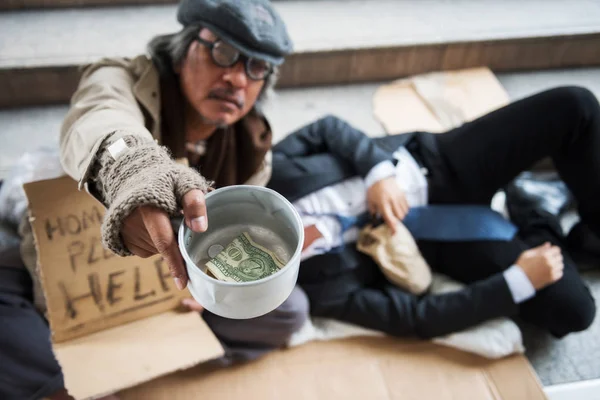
left=60, top=55, right=272, bottom=189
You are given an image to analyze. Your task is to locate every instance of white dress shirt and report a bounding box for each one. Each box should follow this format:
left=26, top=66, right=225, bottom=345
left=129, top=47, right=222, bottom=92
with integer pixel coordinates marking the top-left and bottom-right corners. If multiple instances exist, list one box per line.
left=292, top=146, right=535, bottom=304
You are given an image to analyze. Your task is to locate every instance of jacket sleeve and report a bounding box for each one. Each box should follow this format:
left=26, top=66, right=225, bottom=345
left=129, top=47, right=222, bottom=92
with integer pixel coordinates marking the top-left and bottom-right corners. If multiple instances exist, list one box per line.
left=273, top=115, right=392, bottom=177
left=59, top=58, right=155, bottom=189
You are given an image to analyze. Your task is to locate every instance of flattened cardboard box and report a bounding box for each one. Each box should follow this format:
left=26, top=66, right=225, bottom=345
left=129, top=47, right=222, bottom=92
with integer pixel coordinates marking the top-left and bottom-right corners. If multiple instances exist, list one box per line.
left=372, top=66, right=554, bottom=170
left=373, top=67, right=510, bottom=134
left=24, top=176, right=224, bottom=400
left=119, top=337, right=546, bottom=400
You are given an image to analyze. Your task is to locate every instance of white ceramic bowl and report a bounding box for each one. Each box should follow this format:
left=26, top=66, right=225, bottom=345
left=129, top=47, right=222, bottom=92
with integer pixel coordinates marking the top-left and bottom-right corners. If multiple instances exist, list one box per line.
left=178, top=185, right=304, bottom=319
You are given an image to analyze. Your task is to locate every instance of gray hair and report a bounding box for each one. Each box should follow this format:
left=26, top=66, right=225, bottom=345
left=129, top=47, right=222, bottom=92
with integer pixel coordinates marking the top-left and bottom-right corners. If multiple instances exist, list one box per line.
left=147, top=25, right=279, bottom=111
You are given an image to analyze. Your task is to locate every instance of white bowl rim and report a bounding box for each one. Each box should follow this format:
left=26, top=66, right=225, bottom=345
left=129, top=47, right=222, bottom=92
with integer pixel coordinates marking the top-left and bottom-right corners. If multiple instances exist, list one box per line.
left=178, top=185, right=305, bottom=288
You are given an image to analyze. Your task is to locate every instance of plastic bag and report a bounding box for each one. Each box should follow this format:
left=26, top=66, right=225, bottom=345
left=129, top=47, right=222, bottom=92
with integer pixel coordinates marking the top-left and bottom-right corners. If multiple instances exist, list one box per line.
left=0, top=146, right=65, bottom=228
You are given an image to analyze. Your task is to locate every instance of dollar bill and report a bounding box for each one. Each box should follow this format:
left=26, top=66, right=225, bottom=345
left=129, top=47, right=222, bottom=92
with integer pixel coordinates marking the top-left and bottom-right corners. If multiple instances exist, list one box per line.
left=205, top=232, right=285, bottom=283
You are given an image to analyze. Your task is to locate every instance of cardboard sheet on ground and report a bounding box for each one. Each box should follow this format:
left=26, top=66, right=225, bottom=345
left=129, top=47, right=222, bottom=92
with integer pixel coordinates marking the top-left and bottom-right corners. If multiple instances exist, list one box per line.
left=119, top=337, right=546, bottom=400
left=373, top=67, right=510, bottom=134
left=24, top=176, right=224, bottom=399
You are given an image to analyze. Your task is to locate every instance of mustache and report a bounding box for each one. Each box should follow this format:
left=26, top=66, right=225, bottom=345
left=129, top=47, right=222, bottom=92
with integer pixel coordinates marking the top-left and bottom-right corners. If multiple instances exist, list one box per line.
left=207, top=88, right=244, bottom=109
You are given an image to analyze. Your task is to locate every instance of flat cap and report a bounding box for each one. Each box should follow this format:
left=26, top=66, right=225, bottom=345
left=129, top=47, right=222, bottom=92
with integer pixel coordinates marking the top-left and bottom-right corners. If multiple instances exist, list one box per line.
left=177, top=0, right=293, bottom=65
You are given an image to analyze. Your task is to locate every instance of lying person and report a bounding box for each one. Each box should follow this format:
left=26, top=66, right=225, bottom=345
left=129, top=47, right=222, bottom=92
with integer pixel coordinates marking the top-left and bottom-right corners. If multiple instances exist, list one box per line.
left=266, top=87, right=597, bottom=339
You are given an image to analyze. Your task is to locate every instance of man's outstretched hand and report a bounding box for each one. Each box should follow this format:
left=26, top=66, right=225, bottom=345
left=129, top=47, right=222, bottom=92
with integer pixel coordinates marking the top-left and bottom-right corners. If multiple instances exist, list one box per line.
left=121, top=189, right=209, bottom=290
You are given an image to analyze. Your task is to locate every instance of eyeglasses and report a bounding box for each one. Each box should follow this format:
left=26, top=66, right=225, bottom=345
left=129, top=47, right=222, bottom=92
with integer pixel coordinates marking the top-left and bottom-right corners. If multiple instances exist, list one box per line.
left=196, top=37, right=273, bottom=81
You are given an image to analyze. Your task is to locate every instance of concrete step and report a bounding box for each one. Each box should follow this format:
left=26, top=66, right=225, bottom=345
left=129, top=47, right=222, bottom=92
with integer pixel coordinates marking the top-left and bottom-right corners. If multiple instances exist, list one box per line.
left=0, top=0, right=290, bottom=11
left=2, top=67, right=599, bottom=180
left=2, top=0, right=600, bottom=108
left=0, top=0, right=175, bottom=11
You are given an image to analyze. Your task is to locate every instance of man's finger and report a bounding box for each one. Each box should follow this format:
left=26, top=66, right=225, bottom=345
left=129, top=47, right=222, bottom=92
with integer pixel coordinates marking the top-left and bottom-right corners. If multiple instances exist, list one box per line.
left=182, top=298, right=204, bottom=312
left=398, top=192, right=409, bottom=214
left=531, top=243, right=549, bottom=253
left=123, top=232, right=157, bottom=256
left=142, top=207, right=189, bottom=290
left=367, top=199, right=376, bottom=216
left=382, top=204, right=398, bottom=233
left=127, top=243, right=155, bottom=258
left=158, top=236, right=188, bottom=290
left=121, top=208, right=159, bottom=253
left=547, top=247, right=562, bottom=258
left=392, top=198, right=406, bottom=221
left=182, top=190, right=208, bottom=233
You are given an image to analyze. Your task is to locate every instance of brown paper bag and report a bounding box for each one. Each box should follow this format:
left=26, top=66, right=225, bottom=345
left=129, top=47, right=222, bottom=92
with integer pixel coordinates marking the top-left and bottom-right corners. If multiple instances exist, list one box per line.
left=357, top=222, right=432, bottom=295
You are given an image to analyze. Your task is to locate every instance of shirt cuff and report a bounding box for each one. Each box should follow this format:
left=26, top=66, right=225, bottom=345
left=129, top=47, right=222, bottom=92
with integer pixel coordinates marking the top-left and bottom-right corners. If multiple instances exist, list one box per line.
left=503, top=265, right=536, bottom=304
left=364, top=160, right=396, bottom=189
left=300, top=220, right=334, bottom=261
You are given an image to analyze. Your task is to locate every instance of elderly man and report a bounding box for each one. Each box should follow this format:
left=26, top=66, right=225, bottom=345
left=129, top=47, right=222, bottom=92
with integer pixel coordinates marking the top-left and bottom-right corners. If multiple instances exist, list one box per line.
left=2, top=1, right=308, bottom=399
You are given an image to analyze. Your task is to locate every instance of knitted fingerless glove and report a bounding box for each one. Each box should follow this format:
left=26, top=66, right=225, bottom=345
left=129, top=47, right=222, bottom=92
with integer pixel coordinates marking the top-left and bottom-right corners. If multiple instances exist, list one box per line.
left=93, top=136, right=211, bottom=256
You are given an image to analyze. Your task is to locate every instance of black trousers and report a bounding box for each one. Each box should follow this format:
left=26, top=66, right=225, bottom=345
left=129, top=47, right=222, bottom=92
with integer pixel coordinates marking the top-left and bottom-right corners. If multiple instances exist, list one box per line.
left=0, top=265, right=64, bottom=400
left=416, top=86, right=598, bottom=337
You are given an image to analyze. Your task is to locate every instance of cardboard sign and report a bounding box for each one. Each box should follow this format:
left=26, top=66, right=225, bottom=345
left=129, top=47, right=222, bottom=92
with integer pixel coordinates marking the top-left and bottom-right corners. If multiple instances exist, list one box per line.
left=55, top=310, right=224, bottom=400
left=24, top=176, right=191, bottom=342
left=24, top=175, right=224, bottom=399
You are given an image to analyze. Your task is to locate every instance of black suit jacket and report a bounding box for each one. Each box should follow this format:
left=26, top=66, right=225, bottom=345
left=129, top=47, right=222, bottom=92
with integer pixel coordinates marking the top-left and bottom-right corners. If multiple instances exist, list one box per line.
left=269, top=115, right=414, bottom=203
left=268, top=116, right=517, bottom=339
